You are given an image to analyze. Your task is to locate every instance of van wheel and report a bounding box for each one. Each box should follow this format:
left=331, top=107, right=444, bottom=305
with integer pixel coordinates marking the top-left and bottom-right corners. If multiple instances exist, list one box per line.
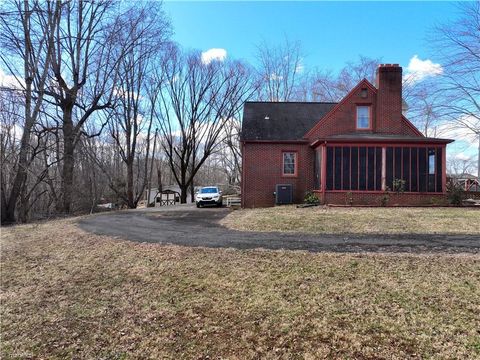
left=196, top=203, right=201, bottom=208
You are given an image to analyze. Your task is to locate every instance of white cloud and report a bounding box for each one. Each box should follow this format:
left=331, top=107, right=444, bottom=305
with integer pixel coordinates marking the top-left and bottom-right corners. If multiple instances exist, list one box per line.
left=453, top=152, right=473, bottom=161
left=201, top=48, right=227, bottom=65
left=436, top=115, right=479, bottom=147
left=0, top=68, right=23, bottom=89
left=404, top=55, right=443, bottom=83
left=295, top=58, right=305, bottom=74
left=269, top=73, right=283, bottom=81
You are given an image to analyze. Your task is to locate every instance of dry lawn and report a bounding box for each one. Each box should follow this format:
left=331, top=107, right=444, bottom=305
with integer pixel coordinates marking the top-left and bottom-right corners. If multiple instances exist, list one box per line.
left=1, top=218, right=480, bottom=359
left=221, top=206, right=480, bottom=235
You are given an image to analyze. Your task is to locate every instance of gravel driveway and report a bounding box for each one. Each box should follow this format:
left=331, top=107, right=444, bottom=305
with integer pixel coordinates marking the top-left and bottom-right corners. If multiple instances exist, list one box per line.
left=78, top=205, right=480, bottom=254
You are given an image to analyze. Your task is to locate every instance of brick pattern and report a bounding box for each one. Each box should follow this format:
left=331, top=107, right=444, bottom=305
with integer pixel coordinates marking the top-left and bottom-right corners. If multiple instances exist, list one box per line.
left=242, top=143, right=314, bottom=208
left=314, top=191, right=448, bottom=206
left=306, top=68, right=419, bottom=141
left=242, top=65, right=442, bottom=208
left=306, top=80, right=378, bottom=139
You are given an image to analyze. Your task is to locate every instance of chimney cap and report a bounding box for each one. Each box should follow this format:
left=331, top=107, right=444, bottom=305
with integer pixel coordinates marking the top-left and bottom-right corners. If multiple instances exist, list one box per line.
left=379, top=63, right=400, bottom=68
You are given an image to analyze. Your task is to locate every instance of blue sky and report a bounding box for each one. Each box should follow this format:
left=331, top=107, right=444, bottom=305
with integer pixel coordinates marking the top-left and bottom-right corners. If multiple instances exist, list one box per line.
left=163, top=1, right=477, bottom=165
left=164, top=1, right=456, bottom=72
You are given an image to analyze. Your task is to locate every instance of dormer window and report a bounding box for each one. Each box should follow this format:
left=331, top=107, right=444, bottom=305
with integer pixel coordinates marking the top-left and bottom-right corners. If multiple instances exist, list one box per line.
left=356, top=106, right=371, bottom=129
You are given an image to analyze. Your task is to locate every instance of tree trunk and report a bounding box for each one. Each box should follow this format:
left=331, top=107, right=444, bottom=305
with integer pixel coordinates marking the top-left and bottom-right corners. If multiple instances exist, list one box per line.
left=61, top=107, right=75, bottom=214
left=2, top=130, right=31, bottom=224
left=179, top=165, right=187, bottom=203
left=126, top=157, right=135, bottom=208
left=180, top=185, right=188, bottom=203
left=2, top=83, right=34, bottom=224
left=190, top=180, right=195, bottom=203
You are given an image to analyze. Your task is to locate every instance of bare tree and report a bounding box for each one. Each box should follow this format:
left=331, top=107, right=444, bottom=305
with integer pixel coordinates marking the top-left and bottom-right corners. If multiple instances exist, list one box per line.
left=42, top=0, right=144, bottom=214
left=0, top=0, right=60, bottom=224
left=255, top=37, right=303, bottom=101
left=448, top=156, right=477, bottom=176
left=153, top=46, right=255, bottom=203
left=297, top=55, right=382, bottom=103
left=431, top=1, right=480, bottom=179
left=107, top=8, right=170, bottom=208
left=221, top=117, right=242, bottom=185
left=402, top=77, right=446, bottom=137
left=337, top=55, right=380, bottom=94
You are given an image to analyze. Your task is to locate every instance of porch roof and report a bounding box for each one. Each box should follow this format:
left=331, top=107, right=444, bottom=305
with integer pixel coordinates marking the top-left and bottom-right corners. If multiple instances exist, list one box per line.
left=310, top=133, right=454, bottom=147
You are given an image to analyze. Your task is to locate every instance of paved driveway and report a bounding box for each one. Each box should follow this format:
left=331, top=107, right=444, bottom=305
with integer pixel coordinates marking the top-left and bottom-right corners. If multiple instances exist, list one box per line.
left=78, top=205, right=480, bottom=254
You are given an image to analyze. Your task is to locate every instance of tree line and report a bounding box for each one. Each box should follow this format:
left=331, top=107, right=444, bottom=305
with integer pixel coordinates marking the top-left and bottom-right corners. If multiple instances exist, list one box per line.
left=1, top=0, right=478, bottom=224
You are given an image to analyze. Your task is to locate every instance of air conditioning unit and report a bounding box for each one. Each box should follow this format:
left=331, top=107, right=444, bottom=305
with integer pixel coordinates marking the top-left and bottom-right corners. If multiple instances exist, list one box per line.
left=275, top=184, right=293, bottom=205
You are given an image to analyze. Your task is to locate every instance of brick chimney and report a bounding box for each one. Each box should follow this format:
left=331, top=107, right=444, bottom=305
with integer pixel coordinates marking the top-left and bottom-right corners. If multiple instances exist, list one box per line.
left=375, top=64, right=403, bottom=133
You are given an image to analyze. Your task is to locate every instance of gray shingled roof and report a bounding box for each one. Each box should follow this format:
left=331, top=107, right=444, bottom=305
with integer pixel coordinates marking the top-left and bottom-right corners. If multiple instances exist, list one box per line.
left=241, top=102, right=337, bottom=141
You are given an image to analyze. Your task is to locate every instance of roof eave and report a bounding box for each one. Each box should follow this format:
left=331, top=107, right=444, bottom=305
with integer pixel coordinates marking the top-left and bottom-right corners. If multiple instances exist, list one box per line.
left=310, top=137, right=454, bottom=147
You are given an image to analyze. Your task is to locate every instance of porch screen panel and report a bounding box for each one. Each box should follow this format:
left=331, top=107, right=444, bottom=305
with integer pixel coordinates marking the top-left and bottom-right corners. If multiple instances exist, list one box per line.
left=326, top=147, right=334, bottom=190
left=367, top=147, right=375, bottom=190
left=386, top=147, right=394, bottom=189
left=359, top=147, right=367, bottom=190
left=394, top=147, right=402, bottom=183
left=342, top=147, right=351, bottom=190
left=325, top=145, right=441, bottom=193
left=351, top=147, right=358, bottom=190
left=410, top=147, right=418, bottom=192
left=418, top=148, right=427, bottom=192
left=402, top=147, right=410, bottom=191
left=334, top=147, right=342, bottom=190
left=436, top=147, right=443, bottom=192
left=375, top=147, right=382, bottom=190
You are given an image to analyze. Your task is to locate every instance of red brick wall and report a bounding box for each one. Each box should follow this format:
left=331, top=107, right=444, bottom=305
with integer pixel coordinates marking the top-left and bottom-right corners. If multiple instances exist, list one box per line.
left=306, top=80, right=378, bottom=139
left=306, top=66, right=420, bottom=141
left=375, top=65, right=404, bottom=134
left=314, top=191, right=448, bottom=206
left=242, top=142, right=314, bottom=207
left=242, top=65, right=437, bottom=208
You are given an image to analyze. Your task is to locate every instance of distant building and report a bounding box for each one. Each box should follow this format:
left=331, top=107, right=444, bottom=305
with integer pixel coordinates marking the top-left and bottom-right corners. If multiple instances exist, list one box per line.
left=145, top=185, right=201, bottom=206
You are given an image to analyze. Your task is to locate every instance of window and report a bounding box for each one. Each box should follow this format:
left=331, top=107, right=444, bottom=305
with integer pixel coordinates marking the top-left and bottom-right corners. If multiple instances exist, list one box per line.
left=428, top=150, right=435, bottom=174
left=356, top=106, right=371, bottom=129
left=360, top=88, right=368, bottom=98
left=428, top=148, right=436, bottom=192
left=200, top=187, right=218, bottom=194
left=283, top=152, right=297, bottom=176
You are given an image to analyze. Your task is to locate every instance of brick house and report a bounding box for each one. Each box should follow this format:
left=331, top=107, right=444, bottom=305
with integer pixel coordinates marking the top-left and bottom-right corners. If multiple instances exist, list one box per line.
left=241, top=64, right=453, bottom=207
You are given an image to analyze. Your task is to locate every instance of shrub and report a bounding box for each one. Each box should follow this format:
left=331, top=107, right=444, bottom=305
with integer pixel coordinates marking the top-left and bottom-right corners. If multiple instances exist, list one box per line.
left=304, top=191, right=319, bottom=205
left=446, top=180, right=465, bottom=205
left=392, top=178, right=406, bottom=193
